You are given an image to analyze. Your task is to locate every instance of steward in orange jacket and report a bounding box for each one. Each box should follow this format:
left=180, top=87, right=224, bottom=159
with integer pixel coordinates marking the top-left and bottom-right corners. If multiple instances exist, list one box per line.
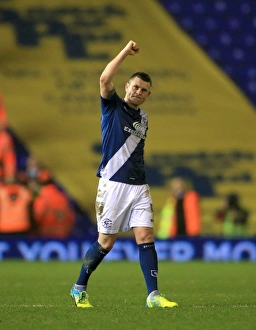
left=33, top=170, right=75, bottom=238
left=0, top=131, right=17, bottom=182
left=157, top=177, right=201, bottom=239
left=0, top=96, right=16, bottom=182
left=0, top=182, right=32, bottom=235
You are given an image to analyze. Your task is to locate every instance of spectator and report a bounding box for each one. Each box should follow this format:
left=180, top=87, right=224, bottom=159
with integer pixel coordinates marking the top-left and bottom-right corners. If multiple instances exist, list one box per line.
left=0, top=94, right=7, bottom=126
left=157, top=177, right=201, bottom=239
left=26, top=155, right=40, bottom=180
left=25, top=155, right=41, bottom=197
left=32, top=169, right=75, bottom=238
left=0, top=95, right=16, bottom=183
left=214, top=193, right=249, bottom=237
left=0, top=177, right=33, bottom=236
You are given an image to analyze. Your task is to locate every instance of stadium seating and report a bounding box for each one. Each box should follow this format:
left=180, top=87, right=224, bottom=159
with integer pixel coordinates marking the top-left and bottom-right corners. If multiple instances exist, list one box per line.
left=158, top=0, right=256, bottom=107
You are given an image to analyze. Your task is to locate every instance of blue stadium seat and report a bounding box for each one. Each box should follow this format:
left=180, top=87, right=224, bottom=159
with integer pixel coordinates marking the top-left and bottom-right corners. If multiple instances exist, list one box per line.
left=158, top=0, right=256, bottom=107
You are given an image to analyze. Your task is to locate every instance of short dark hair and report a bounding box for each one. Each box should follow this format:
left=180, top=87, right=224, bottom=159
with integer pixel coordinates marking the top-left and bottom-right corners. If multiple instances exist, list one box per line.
left=129, top=72, right=152, bottom=87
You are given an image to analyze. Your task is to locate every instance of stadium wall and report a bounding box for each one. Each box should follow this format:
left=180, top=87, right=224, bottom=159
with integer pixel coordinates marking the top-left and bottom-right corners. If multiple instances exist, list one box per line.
left=1, top=0, right=255, bottom=235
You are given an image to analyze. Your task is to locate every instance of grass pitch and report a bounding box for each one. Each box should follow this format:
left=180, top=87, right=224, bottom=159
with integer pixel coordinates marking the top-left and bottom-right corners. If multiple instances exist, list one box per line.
left=0, top=260, right=255, bottom=330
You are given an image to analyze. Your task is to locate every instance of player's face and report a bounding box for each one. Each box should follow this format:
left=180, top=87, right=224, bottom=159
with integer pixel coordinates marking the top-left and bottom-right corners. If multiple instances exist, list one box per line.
left=124, top=77, right=151, bottom=109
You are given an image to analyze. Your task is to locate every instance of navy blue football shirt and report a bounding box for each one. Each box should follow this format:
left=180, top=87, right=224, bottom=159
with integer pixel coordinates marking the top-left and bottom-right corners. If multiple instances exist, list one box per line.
left=96, top=92, right=148, bottom=185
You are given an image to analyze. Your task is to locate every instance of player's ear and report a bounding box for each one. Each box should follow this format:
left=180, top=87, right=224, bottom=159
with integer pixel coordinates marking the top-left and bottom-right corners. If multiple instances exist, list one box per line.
left=125, top=82, right=129, bottom=91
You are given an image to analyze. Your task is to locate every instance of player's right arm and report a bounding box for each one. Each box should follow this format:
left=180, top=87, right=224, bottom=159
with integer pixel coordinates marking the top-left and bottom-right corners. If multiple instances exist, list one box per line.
left=99, top=40, right=139, bottom=99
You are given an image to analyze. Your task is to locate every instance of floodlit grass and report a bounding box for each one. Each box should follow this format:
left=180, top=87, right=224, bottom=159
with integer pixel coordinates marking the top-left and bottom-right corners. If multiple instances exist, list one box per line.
left=0, top=261, right=255, bottom=330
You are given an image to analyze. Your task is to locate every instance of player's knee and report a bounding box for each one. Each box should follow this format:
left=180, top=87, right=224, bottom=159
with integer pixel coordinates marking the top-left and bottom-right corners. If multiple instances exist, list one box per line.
left=98, top=234, right=116, bottom=251
left=133, top=227, right=154, bottom=244
left=101, top=241, right=114, bottom=251
left=140, top=234, right=154, bottom=244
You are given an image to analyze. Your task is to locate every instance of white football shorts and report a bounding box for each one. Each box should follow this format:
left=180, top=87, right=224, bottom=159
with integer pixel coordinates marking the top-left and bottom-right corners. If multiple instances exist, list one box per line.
left=95, top=178, right=154, bottom=234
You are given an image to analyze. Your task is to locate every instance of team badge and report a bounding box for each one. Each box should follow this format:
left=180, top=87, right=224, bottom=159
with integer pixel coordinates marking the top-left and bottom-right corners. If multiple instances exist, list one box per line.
left=102, top=218, right=113, bottom=229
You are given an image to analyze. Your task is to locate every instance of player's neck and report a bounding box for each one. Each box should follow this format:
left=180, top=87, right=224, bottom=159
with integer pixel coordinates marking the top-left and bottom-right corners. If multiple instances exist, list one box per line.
left=124, top=98, right=139, bottom=110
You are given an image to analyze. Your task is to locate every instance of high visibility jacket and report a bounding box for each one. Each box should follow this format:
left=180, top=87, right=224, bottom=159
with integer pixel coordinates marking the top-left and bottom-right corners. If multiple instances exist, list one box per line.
left=0, top=131, right=16, bottom=180
left=157, top=191, right=201, bottom=239
left=33, top=184, right=75, bottom=238
left=215, top=208, right=249, bottom=237
left=0, top=183, right=32, bottom=233
left=0, top=95, right=7, bottom=128
left=157, top=197, right=175, bottom=239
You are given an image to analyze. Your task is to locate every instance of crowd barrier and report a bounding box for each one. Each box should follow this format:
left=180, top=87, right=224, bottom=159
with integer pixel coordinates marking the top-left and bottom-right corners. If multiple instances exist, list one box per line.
left=0, top=237, right=256, bottom=262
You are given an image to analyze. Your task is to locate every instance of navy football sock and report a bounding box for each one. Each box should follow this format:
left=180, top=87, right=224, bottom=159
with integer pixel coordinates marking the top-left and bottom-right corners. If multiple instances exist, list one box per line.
left=76, top=241, right=109, bottom=286
left=138, top=242, right=158, bottom=295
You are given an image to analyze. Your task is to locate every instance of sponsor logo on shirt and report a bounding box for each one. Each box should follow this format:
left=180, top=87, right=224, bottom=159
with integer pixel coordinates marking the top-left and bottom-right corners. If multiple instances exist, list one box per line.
left=124, top=121, right=146, bottom=140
